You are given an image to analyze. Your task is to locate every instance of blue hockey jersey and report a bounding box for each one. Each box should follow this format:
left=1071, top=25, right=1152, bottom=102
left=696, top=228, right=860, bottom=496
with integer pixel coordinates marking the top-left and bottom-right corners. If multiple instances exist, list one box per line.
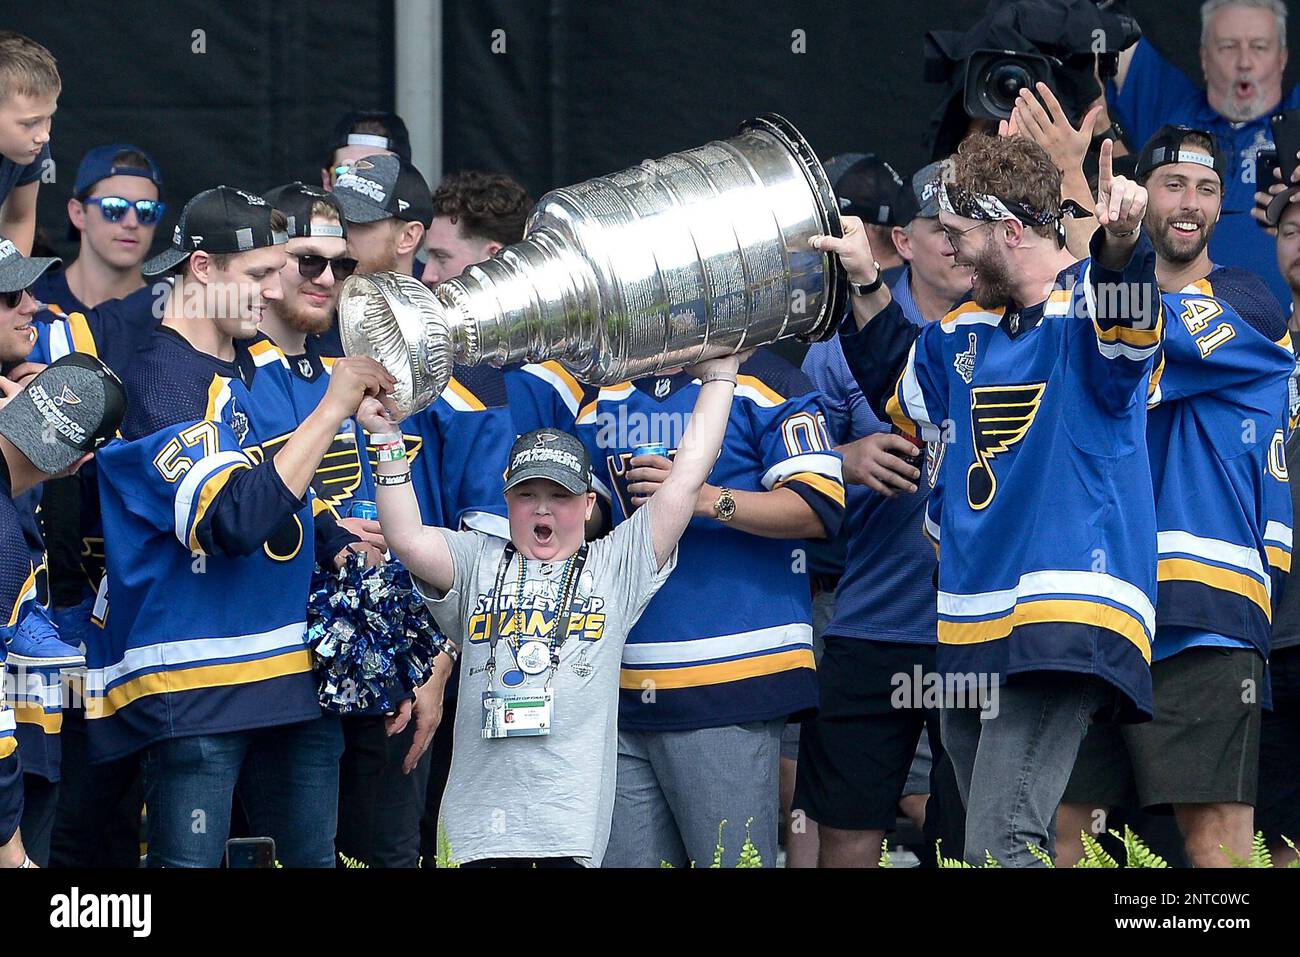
left=577, top=349, right=845, bottom=730
left=89, top=328, right=322, bottom=760
left=0, top=456, right=46, bottom=837
left=841, top=232, right=1163, bottom=720
left=1146, top=268, right=1294, bottom=657
left=395, top=364, right=514, bottom=540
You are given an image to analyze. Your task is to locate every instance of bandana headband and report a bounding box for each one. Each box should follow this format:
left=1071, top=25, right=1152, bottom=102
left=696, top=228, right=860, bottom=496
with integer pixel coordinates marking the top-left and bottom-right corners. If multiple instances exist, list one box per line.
left=938, top=183, right=1089, bottom=245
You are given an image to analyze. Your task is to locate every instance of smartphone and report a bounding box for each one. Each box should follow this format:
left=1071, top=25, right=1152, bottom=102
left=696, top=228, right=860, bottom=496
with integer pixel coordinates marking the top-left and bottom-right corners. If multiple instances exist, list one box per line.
left=1271, top=110, right=1300, bottom=187
left=225, top=836, right=276, bottom=868
left=1255, top=148, right=1279, bottom=190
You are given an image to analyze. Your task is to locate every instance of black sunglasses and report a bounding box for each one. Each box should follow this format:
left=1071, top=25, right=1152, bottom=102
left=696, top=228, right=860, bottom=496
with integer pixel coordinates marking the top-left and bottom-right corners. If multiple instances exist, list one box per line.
left=293, top=252, right=358, bottom=282
left=83, top=196, right=167, bottom=225
left=1, top=287, right=33, bottom=309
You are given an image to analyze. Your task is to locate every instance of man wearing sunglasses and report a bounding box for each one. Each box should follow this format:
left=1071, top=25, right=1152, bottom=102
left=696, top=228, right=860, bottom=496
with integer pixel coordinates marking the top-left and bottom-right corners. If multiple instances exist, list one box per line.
left=39, top=144, right=165, bottom=314
left=260, top=182, right=381, bottom=570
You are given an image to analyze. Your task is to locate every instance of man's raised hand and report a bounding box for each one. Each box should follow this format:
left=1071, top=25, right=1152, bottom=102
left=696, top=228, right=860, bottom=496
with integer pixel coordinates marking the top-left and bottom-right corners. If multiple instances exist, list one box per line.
left=1095, top=138, right=1146, bottom=237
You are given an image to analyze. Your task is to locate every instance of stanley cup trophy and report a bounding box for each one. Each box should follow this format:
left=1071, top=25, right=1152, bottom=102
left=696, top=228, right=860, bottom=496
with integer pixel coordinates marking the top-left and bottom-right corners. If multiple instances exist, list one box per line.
left=338, top=113, right=847, bottom=418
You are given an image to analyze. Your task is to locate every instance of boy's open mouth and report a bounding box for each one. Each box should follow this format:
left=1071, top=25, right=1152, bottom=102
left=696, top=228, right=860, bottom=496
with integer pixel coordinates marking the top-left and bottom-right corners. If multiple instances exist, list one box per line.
left=533, top=521, right=554, bottom=545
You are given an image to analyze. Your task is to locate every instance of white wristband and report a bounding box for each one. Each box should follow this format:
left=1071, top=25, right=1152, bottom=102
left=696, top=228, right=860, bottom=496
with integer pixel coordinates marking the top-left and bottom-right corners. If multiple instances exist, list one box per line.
left=368, top=431, right=403, bottom=447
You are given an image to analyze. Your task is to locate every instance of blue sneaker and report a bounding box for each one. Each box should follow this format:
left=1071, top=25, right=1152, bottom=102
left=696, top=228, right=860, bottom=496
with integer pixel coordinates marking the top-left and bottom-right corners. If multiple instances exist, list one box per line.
left=5, top=605, right=85, bottom=669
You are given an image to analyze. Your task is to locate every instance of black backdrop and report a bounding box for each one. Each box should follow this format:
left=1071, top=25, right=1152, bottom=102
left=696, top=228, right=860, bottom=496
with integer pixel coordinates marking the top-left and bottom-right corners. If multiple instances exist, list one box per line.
left=5, top=0, right=1274, bottom=261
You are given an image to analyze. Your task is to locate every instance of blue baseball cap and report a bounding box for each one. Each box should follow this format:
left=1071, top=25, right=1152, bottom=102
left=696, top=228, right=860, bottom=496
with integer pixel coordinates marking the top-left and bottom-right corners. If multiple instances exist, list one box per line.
left=73, top=144, right=163, bottom=198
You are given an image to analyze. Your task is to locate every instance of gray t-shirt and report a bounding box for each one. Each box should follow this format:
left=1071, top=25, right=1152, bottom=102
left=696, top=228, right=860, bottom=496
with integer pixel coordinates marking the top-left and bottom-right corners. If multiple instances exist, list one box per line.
left=419, top=503, right=676, bottom=865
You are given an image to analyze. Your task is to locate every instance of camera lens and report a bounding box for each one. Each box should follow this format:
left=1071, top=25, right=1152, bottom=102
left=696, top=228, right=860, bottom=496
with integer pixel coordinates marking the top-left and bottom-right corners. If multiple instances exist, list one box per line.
left=988, top=61, right=1031, bottom=109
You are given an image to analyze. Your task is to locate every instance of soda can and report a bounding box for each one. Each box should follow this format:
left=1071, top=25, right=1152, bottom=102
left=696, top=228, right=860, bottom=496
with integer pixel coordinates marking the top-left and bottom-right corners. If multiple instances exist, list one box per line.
left=632, top=444, right=670, bottom=460
left=350, top=500, right=379, bottom=521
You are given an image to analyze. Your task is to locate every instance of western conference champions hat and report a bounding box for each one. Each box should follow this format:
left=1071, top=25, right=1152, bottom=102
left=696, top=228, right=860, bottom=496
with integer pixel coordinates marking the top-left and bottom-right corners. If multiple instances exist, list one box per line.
left=141, top=186, right=288, bottom=278
left=911, top=161, right=945, bottom=219
left=0, top=236, right=60, bottom=293
left=824, top=153, right=917, bottom=227
left=0, top=353, right=126, bottom=475
left=503, top=429, right=592, bottom=495
left=332, top=154, right=434, bottom=228
left=262, top=182, right=347, bottom=240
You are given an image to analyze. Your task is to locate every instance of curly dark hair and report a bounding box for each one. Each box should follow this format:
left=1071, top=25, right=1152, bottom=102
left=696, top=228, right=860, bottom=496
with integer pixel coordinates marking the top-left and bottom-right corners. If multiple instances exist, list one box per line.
left=948, top=134, right=1062, bottom=242
left=431, top=170, right=533, bottom=245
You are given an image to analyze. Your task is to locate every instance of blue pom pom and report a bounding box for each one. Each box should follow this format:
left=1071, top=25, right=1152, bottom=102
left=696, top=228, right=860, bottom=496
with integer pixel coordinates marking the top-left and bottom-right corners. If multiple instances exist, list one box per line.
left=306, top=553, right=442, bottom=714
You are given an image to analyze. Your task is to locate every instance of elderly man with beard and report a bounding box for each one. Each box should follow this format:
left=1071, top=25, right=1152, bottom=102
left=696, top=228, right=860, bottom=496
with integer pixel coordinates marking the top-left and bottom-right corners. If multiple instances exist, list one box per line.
left=1054, top=127, right=1294, bottom=868
left=1108, top=0, right=1300, bottom=306
left=818, top=135, right=1162, bottom=866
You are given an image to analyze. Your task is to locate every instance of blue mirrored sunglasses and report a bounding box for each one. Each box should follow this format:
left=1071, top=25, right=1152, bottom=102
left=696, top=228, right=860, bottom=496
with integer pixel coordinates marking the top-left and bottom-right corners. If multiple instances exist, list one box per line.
left=84, top=196, right=166, bottom=225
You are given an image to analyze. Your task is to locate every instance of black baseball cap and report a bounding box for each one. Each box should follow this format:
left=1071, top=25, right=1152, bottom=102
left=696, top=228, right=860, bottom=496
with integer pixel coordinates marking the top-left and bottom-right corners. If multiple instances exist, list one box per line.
left=0, top=353, right=126, bottom=475
left=329, top=110, right=412, bottom=163
left=910, top=161, right=945, bottom=219
left=503, top=429, right=591, bottom=495
left=332, top=155, right=434, bottom=228
left=262, top=182, right=347, bottom=240
left=142, top=186, right=288, bottom=277
left=1135, top=125, right=1229, bottom=186
left=0, top=236, right=60, bottom=293
left=824, top=153, right=917, bottom=227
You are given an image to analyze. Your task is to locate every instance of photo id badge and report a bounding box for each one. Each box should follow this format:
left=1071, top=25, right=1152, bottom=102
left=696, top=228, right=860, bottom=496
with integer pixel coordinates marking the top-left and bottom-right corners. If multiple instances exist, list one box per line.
left=481, top=689, right=554, bottom=739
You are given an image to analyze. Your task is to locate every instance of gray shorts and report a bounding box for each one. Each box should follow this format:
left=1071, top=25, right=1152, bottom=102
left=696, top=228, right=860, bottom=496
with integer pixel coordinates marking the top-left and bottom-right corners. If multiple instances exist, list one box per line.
left=604, top=720, right=784, bottom=868
left=1063, top=646, right=1263, bottom=809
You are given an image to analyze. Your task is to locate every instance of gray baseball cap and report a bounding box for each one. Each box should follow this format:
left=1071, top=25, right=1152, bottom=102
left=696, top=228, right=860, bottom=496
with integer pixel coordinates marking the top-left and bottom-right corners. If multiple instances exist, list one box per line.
left=503, top=429, right=591, bottom=495
left=911, top=161, right=945, bottom=219
left=0, top=237, right=60, bottom=293
left=0, top=353, right=126, bottom=475
left=332, top=154, right=433, bottom=227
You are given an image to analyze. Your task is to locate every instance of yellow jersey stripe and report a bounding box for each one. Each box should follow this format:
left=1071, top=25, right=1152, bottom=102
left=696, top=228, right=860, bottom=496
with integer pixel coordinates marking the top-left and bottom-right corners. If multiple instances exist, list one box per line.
left=68, top=313, right=99, bottom=357
left=86, top=648, right=313, bottom=719
left=776, top=472, right=846, bottom=508
left=1266, top=545, right=1292, bottom=573
left=445, top=377, right=486, bottom=412
left=12, top=702, right=62, bottom=734
left=938, top=598, right=1152, bottom=663
left=619, top=647, right=814, bottom=691
left=1158, top=557, right=1272, bottom=620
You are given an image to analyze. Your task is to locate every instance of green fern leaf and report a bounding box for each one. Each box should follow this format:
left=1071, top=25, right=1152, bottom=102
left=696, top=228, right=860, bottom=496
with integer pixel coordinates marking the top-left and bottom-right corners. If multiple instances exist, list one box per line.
left=711, top=820, right=726, bottom=868
left=934, top=839, right=973, bottom=868
left=1109, top=827, right=1167, bottom=868
left=1026, top=842, right=1056, bottom=867
left=1250, top=831, right=1271, bottom=869
left=983, top=849, right=1001, bottom=868
left=737, top=818, right=764, bottom=868
left=879, top=838, right=893, bottom=869
left=1076, top=830, right=1119, bottom=868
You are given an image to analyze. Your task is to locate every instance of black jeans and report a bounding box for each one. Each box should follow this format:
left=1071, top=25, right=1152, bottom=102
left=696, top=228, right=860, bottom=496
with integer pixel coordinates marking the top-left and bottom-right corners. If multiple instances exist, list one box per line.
left=19, top=773, right=58, bottom=867
left=49, top=707, right=143, bottom=868
left=418, top=694, right=457, bottom=868
left=336, top=712, right=433, bottom=867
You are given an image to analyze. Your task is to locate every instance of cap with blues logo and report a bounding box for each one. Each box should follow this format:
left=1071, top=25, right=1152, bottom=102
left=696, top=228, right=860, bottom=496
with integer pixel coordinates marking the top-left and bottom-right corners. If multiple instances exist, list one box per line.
left=141, top=186, right=288, bottom=277
left=0, top=353, right=126, bottom=475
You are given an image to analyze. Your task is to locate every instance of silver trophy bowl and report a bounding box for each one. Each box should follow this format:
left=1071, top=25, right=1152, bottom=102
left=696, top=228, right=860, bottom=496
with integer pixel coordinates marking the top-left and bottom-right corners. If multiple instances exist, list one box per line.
left=340, top=113, right=846, bottom=418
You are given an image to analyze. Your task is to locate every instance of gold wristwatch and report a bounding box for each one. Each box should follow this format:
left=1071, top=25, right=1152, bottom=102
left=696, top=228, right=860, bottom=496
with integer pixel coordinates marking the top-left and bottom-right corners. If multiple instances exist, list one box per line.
left=712, top=487, right=737, bottom=522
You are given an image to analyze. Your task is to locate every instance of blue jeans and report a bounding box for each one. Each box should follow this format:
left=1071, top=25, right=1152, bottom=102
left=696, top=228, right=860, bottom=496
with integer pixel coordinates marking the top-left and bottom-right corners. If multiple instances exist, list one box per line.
left=941, top=671, right=1108, bottom=867
left=141, top=714, right=343, bottom=868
